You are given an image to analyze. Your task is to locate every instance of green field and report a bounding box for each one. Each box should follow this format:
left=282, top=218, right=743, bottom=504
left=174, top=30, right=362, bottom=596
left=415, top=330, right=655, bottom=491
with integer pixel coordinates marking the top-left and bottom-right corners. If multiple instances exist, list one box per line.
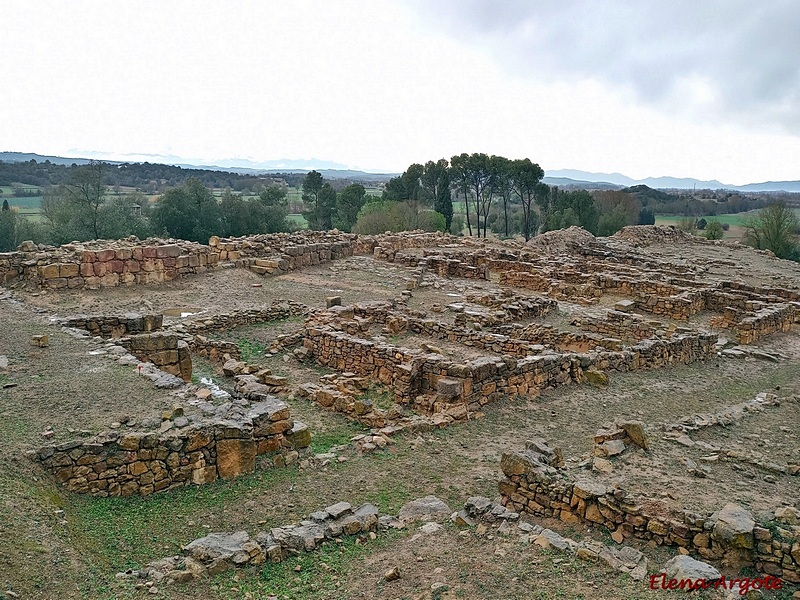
left=287, top=213, right=308, bottom=228
left=3, top=196, right=42, bottom=210
left=1, top=182, right=44, bottom=221
left=656, top=212, right=755, bottom=227
left=3, top=196, right=43, bottom=221
left=1, top=185, right=39, bottom=195
left=655, top=209, right=800, bottom=239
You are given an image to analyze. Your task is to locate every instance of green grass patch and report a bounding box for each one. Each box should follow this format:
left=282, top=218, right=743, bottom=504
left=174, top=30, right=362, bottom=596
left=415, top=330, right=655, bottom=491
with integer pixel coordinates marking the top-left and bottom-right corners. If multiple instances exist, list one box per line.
left=194, top=530, right=404, bottom=600
left=238, top=338, right=267, bottom=362
left=359, top=385, right=394, bottom=411
left=310, top=431, right=353, bottom=454
left=308, top=416, right=367, bottom=454
left=4, top=195, right=42, bottom=209
left=287, top=213, right=308, bottom=229
left=363, top=474, right=414, bottom=514
left=68, top=467, right=297, bottom=571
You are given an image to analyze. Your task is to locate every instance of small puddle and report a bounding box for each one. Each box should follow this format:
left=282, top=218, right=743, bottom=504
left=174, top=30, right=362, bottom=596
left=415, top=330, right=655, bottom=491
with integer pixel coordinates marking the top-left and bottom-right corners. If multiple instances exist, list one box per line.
left=200, top=376, right=230, bottom=399
left=162, top=307, right=204, bottom=318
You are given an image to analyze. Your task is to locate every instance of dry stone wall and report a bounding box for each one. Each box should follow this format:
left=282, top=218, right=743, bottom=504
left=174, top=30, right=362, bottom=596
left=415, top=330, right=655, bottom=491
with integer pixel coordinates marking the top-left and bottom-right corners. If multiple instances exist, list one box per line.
left=36, top=396, right=310, bottom=497
left=1, top=231, right=469, bottom=291
left=60, top=313, right=163, bottom=338
left=733, top=303, right=799, bottom=344
left=1, top=239, right=219, bottom=289
left=179, top=302, right=308, bottom=335
left=300, top=308, right=717, bottom=423
left=499, top=439, right=800, bottom=582
left=501, top=323, right=624, bottom=353
left=129, top=500, right=387, bottom=586
left=117, top=332, right=192, bottom=382
left=576, top=311, right=659, bottom=342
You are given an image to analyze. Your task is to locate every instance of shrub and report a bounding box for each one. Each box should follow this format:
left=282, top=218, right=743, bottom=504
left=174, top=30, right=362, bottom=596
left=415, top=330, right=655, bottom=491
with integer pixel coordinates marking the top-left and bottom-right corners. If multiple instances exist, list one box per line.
left=705, top=220, right=724, bottom=240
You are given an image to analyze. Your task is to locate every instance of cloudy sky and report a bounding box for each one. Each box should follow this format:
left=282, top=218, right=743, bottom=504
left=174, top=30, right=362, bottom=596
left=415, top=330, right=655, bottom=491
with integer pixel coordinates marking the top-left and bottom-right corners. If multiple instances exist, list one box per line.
left=1, top=0, right=798, bottom=184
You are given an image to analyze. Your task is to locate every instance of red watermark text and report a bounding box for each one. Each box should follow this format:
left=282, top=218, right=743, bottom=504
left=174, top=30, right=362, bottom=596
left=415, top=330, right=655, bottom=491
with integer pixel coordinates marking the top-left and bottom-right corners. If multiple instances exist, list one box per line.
left=649, top=573, right=782, bottom=595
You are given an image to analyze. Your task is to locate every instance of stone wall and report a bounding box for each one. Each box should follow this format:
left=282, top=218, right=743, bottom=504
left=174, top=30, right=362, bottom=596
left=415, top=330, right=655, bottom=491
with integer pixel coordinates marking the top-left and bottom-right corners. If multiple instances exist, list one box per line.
left=576, top=311, right=658, bottom=343
left=60, top=313, right=163, bottom=338
left=35, top=396, right=310, bottom=497
left=424, top=255, right=489, bottom=280
left=733, top=303, right=799, bottom=344
left=1, top=239, right=219, bottom=289
left=301, top=311, right=717, bottom=421
left=189, top=336, right=241, bottom=364
left=1, top=231, right=470, bottom=291
left=303, top=325, right=418, bottom=403
left=498, top=440, right=800, bottom=582
left=500, top=323, right=624, bottom=353
left=130, top=500, right=386, bottom=585
left=180, top=301, right=308, bottom=334
left=117, top=332, right=192, bottom=382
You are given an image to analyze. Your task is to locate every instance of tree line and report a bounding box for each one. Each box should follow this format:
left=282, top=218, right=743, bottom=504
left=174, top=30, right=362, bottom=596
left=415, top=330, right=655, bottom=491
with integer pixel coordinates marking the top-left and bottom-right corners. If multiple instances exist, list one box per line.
left=374, top=154, right=657, bottom=241
left=0, top=162, right=296, bottom=250
left=1, top=157, right=797, bottom=262
left=0, top=159, right=302, bottom=195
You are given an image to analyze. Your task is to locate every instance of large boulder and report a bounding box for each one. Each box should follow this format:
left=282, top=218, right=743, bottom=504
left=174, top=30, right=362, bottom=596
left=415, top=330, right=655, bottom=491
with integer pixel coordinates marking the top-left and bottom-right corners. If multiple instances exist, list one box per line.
left=712, top=503, right=755, bottom=550
left=286, top=420, right=311, bottom=449
left=525, top=437, right=564, bottom=467
left=500, top=450, right=559, bottom=480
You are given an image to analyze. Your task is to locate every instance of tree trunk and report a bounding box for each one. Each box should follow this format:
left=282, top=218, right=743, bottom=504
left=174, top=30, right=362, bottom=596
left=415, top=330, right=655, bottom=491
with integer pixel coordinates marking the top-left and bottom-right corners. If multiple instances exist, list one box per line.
left=503, top=196, right=509, bottom=237
left=463, top=188, right=473, bottom=236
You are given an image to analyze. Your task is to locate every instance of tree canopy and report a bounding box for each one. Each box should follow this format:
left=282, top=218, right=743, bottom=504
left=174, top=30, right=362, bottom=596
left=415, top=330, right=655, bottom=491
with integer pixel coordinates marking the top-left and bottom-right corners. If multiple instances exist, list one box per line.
left=151, top=178, right=223, bottom=242
left=744, top=203, right=800, bottom=260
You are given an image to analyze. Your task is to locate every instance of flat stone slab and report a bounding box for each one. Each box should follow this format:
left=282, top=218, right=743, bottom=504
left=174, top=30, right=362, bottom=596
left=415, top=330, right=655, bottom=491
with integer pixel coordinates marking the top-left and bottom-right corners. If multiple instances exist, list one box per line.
left=663, top=555, right=721, bottom=582
left=325, top=501, right=353, bottom=519
left=183, top=531, right=250, bottom=561
left=399, top=496, right=451, bottom=523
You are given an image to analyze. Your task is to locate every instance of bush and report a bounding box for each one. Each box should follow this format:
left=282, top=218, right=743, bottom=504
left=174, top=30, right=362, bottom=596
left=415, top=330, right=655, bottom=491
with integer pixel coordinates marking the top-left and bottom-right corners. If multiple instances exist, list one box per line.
left=597, top=206, right=628, bottom=237
left=352, top=201, right=445, bottom=234
left=744, top=203, right=800, bottom=260
left=417, top=210, right=445, bottom=232
left=705, top=220, right=724, bottom=240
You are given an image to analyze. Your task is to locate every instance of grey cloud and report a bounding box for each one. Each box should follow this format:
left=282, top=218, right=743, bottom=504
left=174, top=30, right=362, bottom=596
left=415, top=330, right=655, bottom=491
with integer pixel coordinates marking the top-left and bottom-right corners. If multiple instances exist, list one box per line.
left=407, top=0, right=800, bottom=133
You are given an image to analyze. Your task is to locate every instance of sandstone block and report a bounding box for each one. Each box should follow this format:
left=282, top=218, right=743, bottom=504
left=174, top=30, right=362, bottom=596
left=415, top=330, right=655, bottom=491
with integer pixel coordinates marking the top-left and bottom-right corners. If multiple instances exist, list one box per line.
left=216, top=439, right=256, bottom=479
left=712, top=503, right=755, bottom=549
left=286, top=421, right=311, bottom=449
left=39, top=264, right=60, bottom=279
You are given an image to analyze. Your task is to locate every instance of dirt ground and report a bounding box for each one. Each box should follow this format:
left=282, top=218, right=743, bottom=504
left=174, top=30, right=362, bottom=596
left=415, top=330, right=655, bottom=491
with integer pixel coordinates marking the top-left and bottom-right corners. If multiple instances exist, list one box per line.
left=1, top=235, right=799, bottom=600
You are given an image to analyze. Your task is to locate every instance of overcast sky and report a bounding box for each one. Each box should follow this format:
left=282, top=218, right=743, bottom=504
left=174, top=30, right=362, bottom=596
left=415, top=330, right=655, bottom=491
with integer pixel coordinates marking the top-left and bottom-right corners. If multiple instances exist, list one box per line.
left=2, top=0, right=799, bottom=184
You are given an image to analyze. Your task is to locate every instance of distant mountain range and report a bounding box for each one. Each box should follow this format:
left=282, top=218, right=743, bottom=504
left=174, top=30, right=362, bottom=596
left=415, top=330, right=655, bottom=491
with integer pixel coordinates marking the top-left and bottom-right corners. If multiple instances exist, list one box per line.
left=544, top=169, right=800, bottom=193
left=1, top=152, right=798, bottom=191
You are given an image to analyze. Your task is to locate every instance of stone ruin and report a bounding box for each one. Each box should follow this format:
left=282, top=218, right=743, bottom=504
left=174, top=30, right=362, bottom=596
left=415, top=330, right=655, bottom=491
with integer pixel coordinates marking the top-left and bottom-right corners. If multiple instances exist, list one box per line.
left=498, top=431, right=800, bottom=584
left=7, top=226, right=799, bottom=593
left=30, top=227, right=800, bottom=490
left=36, top=392, right=311, bottom=497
